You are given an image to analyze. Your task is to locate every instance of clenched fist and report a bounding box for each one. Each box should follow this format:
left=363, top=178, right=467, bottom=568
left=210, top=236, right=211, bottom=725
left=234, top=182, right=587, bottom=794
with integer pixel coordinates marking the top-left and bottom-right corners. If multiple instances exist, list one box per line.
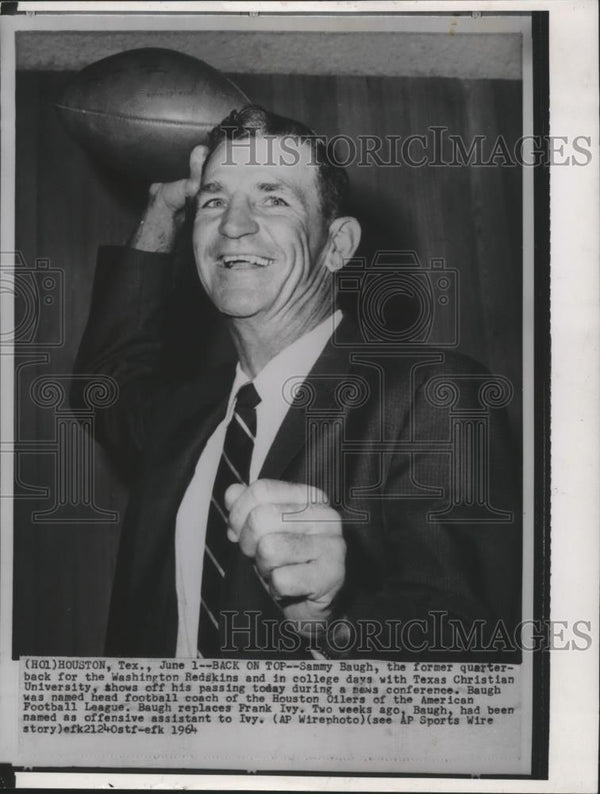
left=225, top=479, right=346, bottom=635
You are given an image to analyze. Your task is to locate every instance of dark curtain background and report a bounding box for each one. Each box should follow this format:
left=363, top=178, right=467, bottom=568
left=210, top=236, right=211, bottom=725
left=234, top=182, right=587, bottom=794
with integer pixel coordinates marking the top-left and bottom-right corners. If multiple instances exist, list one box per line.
left=13, top=70, right=522, bottom=656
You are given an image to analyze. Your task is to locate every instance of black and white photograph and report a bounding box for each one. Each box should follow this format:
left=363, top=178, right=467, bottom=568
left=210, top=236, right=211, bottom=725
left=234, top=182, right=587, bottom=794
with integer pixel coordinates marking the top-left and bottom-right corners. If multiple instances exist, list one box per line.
left=0, top=1, right=597, bottom=790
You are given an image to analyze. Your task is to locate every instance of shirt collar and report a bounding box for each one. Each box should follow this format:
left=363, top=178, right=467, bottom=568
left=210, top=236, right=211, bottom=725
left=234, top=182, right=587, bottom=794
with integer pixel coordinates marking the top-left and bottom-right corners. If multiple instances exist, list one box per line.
left=226, top=310, right=343, bottom=416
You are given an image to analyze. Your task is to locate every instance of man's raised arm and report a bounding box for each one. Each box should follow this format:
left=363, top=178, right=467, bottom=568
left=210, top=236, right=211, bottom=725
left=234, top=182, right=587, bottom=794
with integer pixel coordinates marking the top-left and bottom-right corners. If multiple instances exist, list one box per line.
left=70, top=147, right=207, bottom=474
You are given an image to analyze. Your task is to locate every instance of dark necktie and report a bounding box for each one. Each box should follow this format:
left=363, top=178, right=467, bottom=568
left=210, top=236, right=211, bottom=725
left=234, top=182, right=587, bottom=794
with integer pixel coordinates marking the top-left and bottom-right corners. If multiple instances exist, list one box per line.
left=197, top=381, right=261, bottom=657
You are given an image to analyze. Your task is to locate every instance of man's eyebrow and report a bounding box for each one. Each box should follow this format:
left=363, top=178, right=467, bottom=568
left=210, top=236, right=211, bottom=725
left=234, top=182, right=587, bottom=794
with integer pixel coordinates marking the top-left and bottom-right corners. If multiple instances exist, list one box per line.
left=198, top=180, right=224, bottom=194
left=257, top=181, right=304, bottom=203
left=256, top=181, right=292, bottom=193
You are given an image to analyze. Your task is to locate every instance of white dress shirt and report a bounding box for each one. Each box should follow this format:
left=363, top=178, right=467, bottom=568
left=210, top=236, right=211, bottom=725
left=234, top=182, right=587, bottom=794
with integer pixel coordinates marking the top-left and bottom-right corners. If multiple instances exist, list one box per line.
left=174, top=310, right=343, bottom=657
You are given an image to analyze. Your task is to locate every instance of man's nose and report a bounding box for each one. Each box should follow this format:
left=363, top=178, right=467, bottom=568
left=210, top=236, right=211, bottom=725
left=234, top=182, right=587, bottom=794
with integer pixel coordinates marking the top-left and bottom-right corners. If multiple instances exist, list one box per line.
left=219, top=196, right=259, bottom=238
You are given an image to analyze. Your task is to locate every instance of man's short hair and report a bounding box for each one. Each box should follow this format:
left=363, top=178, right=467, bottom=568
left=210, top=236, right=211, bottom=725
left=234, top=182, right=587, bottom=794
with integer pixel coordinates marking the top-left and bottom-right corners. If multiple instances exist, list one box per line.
left=206, top=105, right=350, bottom=223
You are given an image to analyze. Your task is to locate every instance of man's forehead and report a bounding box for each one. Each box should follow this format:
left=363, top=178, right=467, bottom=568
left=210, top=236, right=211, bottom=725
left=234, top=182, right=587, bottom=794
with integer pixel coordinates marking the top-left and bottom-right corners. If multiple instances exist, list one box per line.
left=203, top=135, right=319, bottom=183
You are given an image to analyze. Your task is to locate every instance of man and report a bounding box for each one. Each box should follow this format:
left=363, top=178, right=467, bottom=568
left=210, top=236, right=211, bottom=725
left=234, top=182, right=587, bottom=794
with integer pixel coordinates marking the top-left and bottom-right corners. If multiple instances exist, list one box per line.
left=74, top=105, right=521, bottom=660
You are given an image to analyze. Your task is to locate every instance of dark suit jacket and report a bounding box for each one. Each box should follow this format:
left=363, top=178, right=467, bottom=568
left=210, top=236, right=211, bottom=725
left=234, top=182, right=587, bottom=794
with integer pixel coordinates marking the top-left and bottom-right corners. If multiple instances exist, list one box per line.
left=73, top=246, right=522, bottom=660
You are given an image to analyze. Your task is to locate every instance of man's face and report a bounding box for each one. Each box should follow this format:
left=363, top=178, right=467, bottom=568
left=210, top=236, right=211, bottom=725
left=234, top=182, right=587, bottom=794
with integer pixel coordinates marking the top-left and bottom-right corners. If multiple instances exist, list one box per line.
left=193, top=135, right=331, bottom=320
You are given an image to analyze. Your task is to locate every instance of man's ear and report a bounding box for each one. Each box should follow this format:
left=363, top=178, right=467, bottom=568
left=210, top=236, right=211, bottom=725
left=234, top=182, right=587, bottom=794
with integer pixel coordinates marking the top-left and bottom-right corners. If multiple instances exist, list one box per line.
left=323, top=216, right=362, bottom=273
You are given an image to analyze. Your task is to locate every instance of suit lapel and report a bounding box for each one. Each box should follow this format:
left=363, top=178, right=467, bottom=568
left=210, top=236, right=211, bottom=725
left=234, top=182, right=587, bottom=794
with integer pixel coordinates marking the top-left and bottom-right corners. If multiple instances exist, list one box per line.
left=259, top=316, right=360, bottom=482
left=161, top=365, right=236, bottom=507
left=140, top=362, right=236, bottom=571
left=111, top=363, right=237, bottom=656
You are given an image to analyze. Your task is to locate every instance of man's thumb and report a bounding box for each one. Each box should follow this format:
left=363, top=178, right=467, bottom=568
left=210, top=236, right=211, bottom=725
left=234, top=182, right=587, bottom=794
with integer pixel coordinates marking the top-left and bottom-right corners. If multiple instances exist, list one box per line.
left=224, top=483, right=246, bottom=511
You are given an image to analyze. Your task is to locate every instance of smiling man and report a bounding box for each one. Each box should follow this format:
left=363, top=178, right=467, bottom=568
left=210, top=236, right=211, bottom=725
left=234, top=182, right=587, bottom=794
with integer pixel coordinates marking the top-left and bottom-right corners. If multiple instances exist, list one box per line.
left=74, top=105, right=521, bottom=660
left=193, top=130, right=359, bottom=377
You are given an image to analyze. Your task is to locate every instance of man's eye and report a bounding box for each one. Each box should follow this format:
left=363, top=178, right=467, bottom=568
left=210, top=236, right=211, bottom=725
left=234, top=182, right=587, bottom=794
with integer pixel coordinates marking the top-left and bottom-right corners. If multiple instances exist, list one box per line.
left=264, top=196, right=289, bottom=207
left=200, top=197, right=226, bottom=209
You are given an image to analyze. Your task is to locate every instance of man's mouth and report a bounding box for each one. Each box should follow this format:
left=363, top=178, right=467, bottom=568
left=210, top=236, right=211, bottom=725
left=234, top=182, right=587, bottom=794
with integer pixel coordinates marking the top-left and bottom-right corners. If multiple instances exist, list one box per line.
left=220, top=254, right=273, bottom=270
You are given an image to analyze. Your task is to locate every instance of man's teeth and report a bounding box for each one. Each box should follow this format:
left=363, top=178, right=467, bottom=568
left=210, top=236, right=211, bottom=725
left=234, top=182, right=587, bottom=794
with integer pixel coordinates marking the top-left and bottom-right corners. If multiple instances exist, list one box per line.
left=222, top=255, right=272, bottom=268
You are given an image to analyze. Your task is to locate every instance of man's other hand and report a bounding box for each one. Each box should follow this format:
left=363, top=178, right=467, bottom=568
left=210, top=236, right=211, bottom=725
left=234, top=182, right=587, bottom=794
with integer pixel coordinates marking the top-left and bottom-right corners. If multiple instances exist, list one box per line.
left=225, top=480, right=346, bottom=634
left=130, top=145, right=207, bottom=253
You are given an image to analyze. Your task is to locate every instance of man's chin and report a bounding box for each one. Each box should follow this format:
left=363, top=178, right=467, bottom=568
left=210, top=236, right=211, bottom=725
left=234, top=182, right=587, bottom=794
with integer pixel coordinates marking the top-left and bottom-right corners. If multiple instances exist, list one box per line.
left=216, top=299, right=264, bottom=320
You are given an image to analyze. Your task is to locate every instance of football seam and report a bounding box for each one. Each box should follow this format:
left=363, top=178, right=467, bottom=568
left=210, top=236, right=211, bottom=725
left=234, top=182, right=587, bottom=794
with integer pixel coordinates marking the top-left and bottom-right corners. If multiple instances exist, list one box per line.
left=55, top=104, right=217, bottom=129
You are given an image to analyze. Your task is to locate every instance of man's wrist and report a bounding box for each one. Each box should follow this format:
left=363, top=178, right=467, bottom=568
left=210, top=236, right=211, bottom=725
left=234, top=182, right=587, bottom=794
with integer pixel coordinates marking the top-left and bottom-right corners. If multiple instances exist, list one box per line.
left=129, top=191, right=185, bottom=254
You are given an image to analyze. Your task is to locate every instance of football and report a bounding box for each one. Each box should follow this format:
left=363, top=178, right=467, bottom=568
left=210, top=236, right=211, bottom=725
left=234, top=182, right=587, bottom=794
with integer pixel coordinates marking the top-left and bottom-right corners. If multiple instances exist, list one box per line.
left=56, top=47, right=250, bottom=183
